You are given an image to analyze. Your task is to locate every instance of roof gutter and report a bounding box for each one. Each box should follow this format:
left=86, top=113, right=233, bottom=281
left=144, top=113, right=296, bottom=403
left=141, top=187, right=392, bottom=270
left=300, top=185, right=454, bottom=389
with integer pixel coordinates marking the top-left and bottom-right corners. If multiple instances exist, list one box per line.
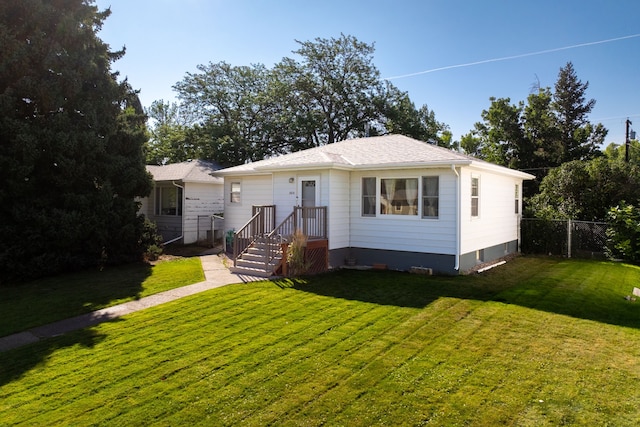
left=162, top=181, right=185, bottom=246
left=226, top=160, right=475, bottom=175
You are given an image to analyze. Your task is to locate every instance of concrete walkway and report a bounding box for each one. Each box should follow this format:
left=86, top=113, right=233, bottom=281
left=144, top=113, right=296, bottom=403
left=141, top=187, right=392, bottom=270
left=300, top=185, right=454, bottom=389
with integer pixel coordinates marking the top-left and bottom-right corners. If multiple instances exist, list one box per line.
left=0, top=252, right=265, bottom=353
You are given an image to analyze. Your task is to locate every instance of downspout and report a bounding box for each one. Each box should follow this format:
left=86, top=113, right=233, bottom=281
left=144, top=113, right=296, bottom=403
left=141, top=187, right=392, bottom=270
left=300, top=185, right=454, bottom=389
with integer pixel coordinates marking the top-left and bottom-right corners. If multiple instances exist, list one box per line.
left=451, top=165, right=460, bottom=271
left=162, top=181, right=185, bottom=245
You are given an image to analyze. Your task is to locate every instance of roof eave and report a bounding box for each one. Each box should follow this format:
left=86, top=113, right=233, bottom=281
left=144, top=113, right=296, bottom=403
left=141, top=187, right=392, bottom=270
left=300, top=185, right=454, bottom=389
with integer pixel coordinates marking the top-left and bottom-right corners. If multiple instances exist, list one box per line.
left=215, top=160, right=474, bottom=175
left=469, top=161, right=536, bottom=180
left=351, top=160, right=473, bottom=170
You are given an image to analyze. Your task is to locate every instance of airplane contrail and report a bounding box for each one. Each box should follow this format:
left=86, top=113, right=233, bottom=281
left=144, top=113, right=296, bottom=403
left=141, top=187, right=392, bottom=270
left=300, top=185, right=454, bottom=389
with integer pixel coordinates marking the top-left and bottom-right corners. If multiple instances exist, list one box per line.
left=383, top=33, right=640, bottom=80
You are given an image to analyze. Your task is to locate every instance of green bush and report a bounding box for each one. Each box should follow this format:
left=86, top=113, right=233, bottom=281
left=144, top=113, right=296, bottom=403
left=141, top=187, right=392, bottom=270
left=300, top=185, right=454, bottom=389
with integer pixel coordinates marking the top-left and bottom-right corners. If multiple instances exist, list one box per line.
left=139, top=216, right=163, bottom=261
left=606, top=202, right=640, bottom=262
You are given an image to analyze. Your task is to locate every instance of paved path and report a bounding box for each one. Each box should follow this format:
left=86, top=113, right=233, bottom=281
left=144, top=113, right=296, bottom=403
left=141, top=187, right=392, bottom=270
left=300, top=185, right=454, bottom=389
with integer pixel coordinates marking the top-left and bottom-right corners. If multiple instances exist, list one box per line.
left=0, top=252, right=265, bottom=353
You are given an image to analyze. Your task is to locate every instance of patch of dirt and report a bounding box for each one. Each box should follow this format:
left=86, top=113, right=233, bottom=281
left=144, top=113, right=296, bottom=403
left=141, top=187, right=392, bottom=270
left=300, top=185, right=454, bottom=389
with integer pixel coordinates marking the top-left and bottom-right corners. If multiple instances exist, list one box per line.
left=150, top=244, right=222, bottom=265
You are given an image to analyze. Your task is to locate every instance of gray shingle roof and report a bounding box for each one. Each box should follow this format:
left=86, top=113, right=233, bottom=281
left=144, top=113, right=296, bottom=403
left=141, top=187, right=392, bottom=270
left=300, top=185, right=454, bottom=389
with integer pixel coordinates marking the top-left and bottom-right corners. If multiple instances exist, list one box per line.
left=147, top=160, right=223, bottom=183
left=215, top=134, right=533, bottom=179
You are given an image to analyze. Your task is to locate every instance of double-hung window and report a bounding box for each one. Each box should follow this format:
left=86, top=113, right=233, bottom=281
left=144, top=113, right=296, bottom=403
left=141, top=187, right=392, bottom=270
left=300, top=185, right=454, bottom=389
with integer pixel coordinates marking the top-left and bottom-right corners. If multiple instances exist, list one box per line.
left=471, top=177, right=479, bottom=217
left=230, top=182, right=241, bottom=203
left=362, top=177, right=376, bottom=216
left=422, top=176, right=439, bottom=218
left=515, top=184, right=520, bottom=214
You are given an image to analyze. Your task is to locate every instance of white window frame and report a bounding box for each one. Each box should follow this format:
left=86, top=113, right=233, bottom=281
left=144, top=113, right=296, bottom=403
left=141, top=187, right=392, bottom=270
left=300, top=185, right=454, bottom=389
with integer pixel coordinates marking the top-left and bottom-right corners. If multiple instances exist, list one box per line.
left=230, top=181, right=241, bottom=204
left=421, top=176, right=439, bottom=219
left=361, top=177, right=376, bottom=217
left=380, top=177, right=419, bottom=216
left=471, top=176, right=480, bottom=218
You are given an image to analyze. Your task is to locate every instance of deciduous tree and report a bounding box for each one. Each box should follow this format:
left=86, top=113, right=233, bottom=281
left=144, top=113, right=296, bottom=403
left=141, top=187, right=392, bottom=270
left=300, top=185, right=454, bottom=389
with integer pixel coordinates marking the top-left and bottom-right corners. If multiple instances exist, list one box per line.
left=527, top=158, right=640, bottom=221
left=145, top=100, right=198, bottom=165
left=468, top=97, right=524, bottom=167
left=172, top=34, right=451, bottom=165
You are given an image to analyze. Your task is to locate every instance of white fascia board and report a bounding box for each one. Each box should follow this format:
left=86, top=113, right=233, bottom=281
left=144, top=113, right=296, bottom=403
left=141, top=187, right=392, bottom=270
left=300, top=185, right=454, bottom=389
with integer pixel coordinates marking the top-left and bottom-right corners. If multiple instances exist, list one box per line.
left=255, top=160, right=473, bottom=173
left=469, top=161, right=536, bottom=180
left=350, top=160, right=473, bottom=171
left=254, top=162, right=351, bottom=172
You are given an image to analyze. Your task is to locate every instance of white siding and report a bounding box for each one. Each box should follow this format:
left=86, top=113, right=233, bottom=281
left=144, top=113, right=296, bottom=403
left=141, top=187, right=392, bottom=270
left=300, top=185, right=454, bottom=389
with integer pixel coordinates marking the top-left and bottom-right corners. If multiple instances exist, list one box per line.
left=460, top=167, right=523, bottom=254
left=328, top=169, right=350, bottom=250
left=273, top=172, right=299, bottom=224
left=182, top=182, right=224, bottom=244
left=223, top=175, right=274, bottom=234
left=232, top=170, right=346, bottom=247
left=272, top=170, right=332, bottom=226
left=348, top=168, right=457, bottom=255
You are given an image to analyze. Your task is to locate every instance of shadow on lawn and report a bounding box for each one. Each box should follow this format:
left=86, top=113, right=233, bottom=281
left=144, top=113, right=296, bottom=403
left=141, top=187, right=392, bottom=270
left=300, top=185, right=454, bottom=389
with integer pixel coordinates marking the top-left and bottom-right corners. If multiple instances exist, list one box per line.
left=274, top=269, right=498, bottom=309
left=0, top=262, right=152, bottom=337
left=275, top=260, right=640, bottom=330
left=0, top=262, right=152, bottom=386
left=0, top=321, right=116, bottom=387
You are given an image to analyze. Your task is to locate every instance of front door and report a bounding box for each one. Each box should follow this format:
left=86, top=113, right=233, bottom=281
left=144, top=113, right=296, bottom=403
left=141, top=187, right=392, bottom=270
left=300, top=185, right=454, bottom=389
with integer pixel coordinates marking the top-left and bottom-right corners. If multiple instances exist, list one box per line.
left=298, top=177, right=320, bottom=237
left=301, top=179, right=317, bottom=209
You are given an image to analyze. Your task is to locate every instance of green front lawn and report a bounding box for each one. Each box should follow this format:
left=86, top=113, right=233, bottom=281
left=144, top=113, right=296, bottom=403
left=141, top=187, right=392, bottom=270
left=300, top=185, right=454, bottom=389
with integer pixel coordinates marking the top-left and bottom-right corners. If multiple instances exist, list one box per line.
left=1, top=257, right=639, bottom=425
left=0, top=257, right=204, bottom=337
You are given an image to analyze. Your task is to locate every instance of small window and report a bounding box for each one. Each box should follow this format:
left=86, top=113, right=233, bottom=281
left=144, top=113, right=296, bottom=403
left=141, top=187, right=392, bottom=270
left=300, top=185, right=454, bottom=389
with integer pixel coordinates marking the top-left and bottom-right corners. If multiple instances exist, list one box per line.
left=230, top=182, right=241, bottom=203
left=155, top=186, right=183, bottom=216
left=422, top=176, right=439, bottom=218
left=515, top=184, right=520, bottom=214
left=362, top=177, right=376, bottom=217
left=471, top=177, right=479, bottom=217
left=381, top=178, right=418, bottom=215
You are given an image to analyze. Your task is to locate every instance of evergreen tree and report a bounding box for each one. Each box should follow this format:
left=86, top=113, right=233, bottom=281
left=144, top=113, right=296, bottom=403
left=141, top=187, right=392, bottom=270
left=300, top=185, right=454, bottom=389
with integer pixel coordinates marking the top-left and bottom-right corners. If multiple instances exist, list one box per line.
left=464, top=62, right=606, bottom=172
left=0, top=0, right=152, bottom=283
left=553, top=62, right=606, bottom=162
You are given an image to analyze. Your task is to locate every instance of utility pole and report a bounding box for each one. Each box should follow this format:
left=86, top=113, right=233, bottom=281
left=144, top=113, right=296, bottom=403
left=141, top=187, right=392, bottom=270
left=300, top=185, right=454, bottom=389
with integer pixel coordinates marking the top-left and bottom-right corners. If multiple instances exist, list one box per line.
left=626, top=118, right=632, bottom=163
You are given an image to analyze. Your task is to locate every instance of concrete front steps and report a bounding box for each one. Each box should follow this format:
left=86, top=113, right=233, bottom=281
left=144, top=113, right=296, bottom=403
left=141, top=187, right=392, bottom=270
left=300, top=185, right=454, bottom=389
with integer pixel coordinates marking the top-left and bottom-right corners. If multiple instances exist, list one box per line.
left=230, top=239, right=283, bottom=277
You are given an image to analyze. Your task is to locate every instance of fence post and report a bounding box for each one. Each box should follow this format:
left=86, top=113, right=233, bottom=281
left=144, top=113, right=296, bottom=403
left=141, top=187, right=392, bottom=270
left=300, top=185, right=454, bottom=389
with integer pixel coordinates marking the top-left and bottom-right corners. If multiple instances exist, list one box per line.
left=567, top=219, right=572, bottom=258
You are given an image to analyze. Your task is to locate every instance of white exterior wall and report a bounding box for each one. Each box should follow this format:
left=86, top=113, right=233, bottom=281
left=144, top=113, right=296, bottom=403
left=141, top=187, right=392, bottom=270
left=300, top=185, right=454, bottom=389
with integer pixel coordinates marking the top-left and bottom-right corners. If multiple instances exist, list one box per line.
left=221, top=165, right=524, bottom=258
left=348, top=168, right=457, bottom=255
left=273, top=172, right=299, bottom=224
left=327, top=169, right=350, bottom=250
left=223, top=174, right=274, bottom=234
left=244, top=170, right=349, bottom=251
left=182, top=182, right=224, bottom=244
left=459, top=167, right=522, bottom=254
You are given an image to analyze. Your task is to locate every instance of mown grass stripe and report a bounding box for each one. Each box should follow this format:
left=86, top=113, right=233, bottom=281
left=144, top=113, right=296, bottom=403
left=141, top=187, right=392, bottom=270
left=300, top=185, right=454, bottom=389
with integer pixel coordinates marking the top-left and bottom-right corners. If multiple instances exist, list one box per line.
left=2, top=257, right=640, bottom=426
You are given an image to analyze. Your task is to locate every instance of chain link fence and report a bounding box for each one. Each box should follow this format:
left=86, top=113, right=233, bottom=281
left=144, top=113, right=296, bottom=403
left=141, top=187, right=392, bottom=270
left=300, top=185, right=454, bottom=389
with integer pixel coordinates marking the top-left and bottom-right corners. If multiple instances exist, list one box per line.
left=521, top=218, right=608, bottom=259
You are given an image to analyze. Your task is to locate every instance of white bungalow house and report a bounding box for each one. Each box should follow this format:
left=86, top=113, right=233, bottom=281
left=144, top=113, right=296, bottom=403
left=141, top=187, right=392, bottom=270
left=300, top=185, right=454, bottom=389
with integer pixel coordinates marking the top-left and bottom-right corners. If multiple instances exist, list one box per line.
left=140, top=160, right=224, bottom=245
left=214, top=134, right=534, bottom=275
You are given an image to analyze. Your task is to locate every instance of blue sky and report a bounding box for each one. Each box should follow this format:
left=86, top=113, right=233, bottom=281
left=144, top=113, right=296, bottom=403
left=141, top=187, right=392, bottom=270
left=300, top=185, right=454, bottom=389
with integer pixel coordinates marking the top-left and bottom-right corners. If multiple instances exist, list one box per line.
left=94, top=0, right=640, bottom=147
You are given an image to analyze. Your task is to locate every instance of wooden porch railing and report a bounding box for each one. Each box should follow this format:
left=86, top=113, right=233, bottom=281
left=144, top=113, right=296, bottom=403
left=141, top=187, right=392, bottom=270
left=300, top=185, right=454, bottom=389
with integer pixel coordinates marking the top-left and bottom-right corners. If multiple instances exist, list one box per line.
left=233, top=205, right=276, bottom=266
left=234, top=205, right=327, bottom=273
left=264, top=206, right=327, bottom=273
left=267, top=206, right=327, bottom=242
